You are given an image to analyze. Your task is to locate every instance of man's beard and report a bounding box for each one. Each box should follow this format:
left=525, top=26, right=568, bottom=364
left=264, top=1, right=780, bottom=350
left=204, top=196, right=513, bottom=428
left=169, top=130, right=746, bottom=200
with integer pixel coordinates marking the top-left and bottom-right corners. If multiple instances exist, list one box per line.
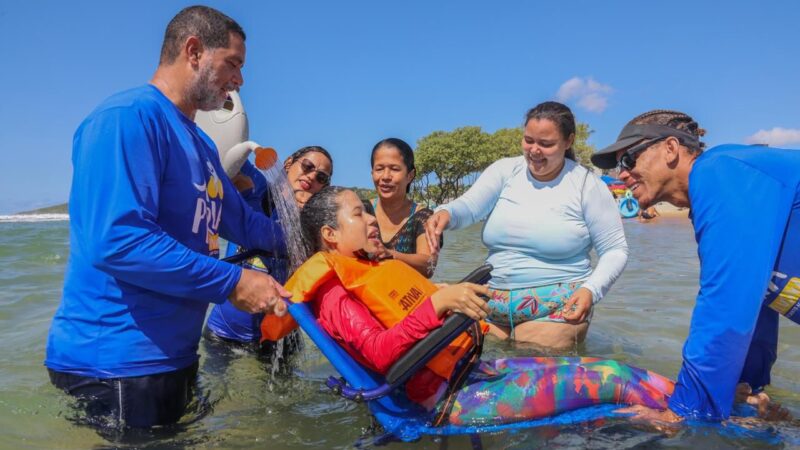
left=188, top=60, right=229, bottom=112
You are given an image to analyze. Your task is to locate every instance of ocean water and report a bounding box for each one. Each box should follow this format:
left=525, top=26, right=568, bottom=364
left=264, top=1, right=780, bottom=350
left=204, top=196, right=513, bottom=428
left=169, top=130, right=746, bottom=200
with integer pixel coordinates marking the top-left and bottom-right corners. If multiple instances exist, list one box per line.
left=0, top=218, right=798, bottom=449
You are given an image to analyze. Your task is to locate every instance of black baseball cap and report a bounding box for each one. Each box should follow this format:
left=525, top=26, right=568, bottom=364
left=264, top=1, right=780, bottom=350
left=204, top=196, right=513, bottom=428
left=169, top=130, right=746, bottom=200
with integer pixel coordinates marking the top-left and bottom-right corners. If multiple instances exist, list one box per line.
left=592, top=124, right=701, bottom=169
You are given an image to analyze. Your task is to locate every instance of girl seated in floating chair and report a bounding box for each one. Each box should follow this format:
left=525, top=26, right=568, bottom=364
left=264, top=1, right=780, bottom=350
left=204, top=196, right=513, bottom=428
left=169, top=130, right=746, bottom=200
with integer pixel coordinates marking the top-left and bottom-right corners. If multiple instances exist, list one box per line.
left=261, top=186, right=675, bottom=438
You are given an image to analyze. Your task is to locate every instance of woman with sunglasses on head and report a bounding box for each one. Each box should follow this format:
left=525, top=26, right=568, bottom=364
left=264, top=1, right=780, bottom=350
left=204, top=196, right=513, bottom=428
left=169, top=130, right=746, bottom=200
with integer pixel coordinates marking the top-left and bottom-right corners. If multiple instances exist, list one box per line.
left=205, top=145, right=333, bottom=356
left=425, top=102, right=628, bottom=349
left=284, top=146, right=333, bottom=207
left=369, top=138, right=439, bottom=277
left=592, top=110, right=798, bottom=424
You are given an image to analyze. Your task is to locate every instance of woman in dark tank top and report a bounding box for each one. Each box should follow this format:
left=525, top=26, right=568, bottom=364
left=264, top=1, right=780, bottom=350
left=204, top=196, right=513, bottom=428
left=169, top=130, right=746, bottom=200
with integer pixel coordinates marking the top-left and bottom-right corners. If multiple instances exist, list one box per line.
left=369, top=138, right=440, bottom=278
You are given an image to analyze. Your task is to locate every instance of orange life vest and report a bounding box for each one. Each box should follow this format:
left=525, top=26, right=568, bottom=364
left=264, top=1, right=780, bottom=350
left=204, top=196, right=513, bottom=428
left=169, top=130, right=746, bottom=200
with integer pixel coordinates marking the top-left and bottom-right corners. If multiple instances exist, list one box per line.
left=260, top=251, right=485, bottom=380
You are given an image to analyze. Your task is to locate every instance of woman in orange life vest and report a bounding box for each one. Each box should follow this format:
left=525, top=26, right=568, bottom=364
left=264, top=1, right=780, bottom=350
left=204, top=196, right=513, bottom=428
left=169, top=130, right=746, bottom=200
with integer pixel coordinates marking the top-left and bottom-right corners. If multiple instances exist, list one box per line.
left=290, top=186, right=675, bottom=426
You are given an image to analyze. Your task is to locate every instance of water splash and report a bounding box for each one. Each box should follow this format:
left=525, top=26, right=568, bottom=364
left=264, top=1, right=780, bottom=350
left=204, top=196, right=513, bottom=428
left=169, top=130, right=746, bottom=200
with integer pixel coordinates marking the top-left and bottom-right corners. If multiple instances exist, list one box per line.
left=260, top=165, right=307, bottom=274
left=258, top=163, right=310, bottom=375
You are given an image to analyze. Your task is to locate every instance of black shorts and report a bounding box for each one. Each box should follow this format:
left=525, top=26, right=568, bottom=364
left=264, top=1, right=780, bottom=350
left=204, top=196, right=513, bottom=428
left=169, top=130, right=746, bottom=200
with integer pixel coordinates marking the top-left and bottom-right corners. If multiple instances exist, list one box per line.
left=48, top=362, right=198, bottom=430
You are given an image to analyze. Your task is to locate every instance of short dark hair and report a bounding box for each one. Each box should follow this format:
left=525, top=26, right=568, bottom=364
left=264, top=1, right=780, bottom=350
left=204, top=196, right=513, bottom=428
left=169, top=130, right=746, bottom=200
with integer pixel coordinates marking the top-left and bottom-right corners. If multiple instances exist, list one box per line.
left=370, top=138, right=415, bottom=193
left=159, top=5, right=246, bottom=65
left=524, top=101, right=577, bottom=161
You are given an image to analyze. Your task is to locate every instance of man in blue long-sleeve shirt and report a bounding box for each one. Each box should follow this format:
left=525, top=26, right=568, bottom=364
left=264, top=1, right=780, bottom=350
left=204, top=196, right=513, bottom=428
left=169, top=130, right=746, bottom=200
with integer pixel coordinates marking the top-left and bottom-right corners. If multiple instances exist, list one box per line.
left=592, top=109, right=797, bottom=423
left=45, top=6, right=290, bottom=429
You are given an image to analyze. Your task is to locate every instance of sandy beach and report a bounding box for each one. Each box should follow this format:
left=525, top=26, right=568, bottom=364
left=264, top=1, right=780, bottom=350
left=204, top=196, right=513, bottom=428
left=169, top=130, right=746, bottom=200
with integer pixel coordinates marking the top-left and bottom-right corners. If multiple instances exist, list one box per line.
left=651, top=201, right=690, bottom=218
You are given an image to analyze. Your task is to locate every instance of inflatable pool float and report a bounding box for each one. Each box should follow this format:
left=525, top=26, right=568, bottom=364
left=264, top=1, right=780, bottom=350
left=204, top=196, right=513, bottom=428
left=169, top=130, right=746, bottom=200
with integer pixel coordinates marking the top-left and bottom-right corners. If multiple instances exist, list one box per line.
left=619, top=190, right=640, bottom=219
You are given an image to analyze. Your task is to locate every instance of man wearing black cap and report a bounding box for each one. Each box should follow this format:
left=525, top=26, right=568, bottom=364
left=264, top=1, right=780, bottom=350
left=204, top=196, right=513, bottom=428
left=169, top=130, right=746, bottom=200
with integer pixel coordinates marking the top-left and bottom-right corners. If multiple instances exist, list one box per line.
left=592, top=110, right=798, bottom=423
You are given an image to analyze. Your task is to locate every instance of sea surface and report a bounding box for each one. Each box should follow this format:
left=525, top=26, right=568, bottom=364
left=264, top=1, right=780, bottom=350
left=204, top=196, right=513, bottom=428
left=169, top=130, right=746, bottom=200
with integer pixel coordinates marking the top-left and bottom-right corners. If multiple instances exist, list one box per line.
left=0, top=218, right=798, bottom=449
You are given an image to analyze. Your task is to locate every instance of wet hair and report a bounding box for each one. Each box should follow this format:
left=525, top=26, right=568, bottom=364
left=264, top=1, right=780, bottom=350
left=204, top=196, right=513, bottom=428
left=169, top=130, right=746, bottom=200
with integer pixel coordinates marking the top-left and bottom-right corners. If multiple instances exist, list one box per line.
left=284, top=145, right=334, bottom=180
left=300, top=186, right=349, bottom=253
left=627, top=110, right=706, bottom=153
left=524, top=101, right=577, bottom=161
left=159, top=6, right=246, bottom=65
left=370, top=138, right=415, bottom=193
left=361, top=198, right=376, bottom=215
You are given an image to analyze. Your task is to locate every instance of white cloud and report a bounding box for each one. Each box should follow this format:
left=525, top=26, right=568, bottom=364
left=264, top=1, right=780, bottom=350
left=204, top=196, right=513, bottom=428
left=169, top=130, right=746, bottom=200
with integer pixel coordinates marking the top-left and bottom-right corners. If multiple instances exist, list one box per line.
left=745, top=127, right=800, bottom=147
left=578, top=93, right=608, bottom=114
left=555, top=77, right=585, bottom=102
left=555, top=76, right=613, bottom=113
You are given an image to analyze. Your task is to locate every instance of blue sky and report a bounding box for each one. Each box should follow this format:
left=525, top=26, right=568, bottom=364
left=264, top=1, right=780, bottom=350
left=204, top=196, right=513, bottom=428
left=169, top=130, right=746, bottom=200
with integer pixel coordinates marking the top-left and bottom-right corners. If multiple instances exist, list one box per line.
left=1, top=1, right=799, bottom=213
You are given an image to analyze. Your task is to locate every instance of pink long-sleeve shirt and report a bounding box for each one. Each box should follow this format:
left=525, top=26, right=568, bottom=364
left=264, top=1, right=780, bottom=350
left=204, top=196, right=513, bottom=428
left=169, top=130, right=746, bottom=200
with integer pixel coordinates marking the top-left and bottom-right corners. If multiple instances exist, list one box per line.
left=311, top=278, right=446, bottom=404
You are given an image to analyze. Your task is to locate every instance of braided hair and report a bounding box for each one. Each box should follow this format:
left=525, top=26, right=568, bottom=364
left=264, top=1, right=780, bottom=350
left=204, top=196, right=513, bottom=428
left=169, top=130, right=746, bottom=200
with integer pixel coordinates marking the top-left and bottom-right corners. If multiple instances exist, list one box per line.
left=628, top=110, right=707, bottom=153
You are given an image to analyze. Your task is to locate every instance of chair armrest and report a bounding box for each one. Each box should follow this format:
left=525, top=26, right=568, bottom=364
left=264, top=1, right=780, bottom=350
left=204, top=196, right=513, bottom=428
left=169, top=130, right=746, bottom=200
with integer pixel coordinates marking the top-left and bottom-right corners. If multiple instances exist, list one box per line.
left=384, top=264, right=492, bottom=385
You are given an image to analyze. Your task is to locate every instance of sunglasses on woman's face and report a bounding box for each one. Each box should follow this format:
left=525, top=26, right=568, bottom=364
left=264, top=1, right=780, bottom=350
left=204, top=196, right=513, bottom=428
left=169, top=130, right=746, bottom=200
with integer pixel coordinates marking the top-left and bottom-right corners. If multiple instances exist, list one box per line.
left=616, top=137, right=667, bottom=172
left=299, top=158, right=331, bottom=185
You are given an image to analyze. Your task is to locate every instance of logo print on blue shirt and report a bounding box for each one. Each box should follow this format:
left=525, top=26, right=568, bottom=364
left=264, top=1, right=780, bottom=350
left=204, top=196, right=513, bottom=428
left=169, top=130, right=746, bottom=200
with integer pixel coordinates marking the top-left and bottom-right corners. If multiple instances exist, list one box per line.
left=192, top=160, right=224, bottom=254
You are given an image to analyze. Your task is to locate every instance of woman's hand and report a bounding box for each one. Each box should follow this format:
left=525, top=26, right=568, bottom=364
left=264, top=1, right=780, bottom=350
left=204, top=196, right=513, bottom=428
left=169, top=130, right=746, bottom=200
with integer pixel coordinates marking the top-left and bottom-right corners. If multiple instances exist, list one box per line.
left=615, top=405, right=682, bottom=434
left=561, top=287, right=593, bottom=323
left=424, top=210, right=450, bottom=254
left=430, top=282, right=490, bottom=320
left=615, top=405, right=682, bottom=423
left=372, top=242, right=394, bottom=261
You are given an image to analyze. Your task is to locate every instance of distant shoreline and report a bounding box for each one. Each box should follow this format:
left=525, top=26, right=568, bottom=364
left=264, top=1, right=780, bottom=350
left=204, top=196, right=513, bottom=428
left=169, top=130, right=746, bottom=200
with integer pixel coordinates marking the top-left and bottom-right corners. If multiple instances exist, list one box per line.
left=14, top=203, right=68, bottom=216
left=4, top=200, right=689, bottom=221
left=0, top=213, right=69, bottom=223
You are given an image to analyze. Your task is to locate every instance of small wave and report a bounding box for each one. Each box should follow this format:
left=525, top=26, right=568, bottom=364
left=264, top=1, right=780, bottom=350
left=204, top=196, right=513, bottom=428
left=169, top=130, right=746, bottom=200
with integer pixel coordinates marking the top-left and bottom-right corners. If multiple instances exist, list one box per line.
left=0, top=214, right=70, bottom=223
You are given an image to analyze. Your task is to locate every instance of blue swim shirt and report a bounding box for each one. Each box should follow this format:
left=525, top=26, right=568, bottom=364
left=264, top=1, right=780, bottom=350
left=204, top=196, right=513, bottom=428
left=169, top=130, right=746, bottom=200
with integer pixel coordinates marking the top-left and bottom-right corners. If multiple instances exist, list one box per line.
left=45, top=85, right=284, bottom=378
left=669, top=144, right=800, bottom=420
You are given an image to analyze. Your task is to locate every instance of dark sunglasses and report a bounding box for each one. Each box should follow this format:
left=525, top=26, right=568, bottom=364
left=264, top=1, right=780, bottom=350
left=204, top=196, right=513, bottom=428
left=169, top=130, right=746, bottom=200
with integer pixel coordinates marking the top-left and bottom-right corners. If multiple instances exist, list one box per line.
left=299, top=158, right=331, bottom=185
left=616, top=137, right=667, bottom=172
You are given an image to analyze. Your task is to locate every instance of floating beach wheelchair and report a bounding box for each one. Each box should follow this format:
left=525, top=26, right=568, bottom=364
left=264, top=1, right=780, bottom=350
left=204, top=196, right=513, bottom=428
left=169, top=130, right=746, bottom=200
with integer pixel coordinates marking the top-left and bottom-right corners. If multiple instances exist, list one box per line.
left=243, top=255, right=626, bottom=445
left=222, top=251, right=788, bottom=448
